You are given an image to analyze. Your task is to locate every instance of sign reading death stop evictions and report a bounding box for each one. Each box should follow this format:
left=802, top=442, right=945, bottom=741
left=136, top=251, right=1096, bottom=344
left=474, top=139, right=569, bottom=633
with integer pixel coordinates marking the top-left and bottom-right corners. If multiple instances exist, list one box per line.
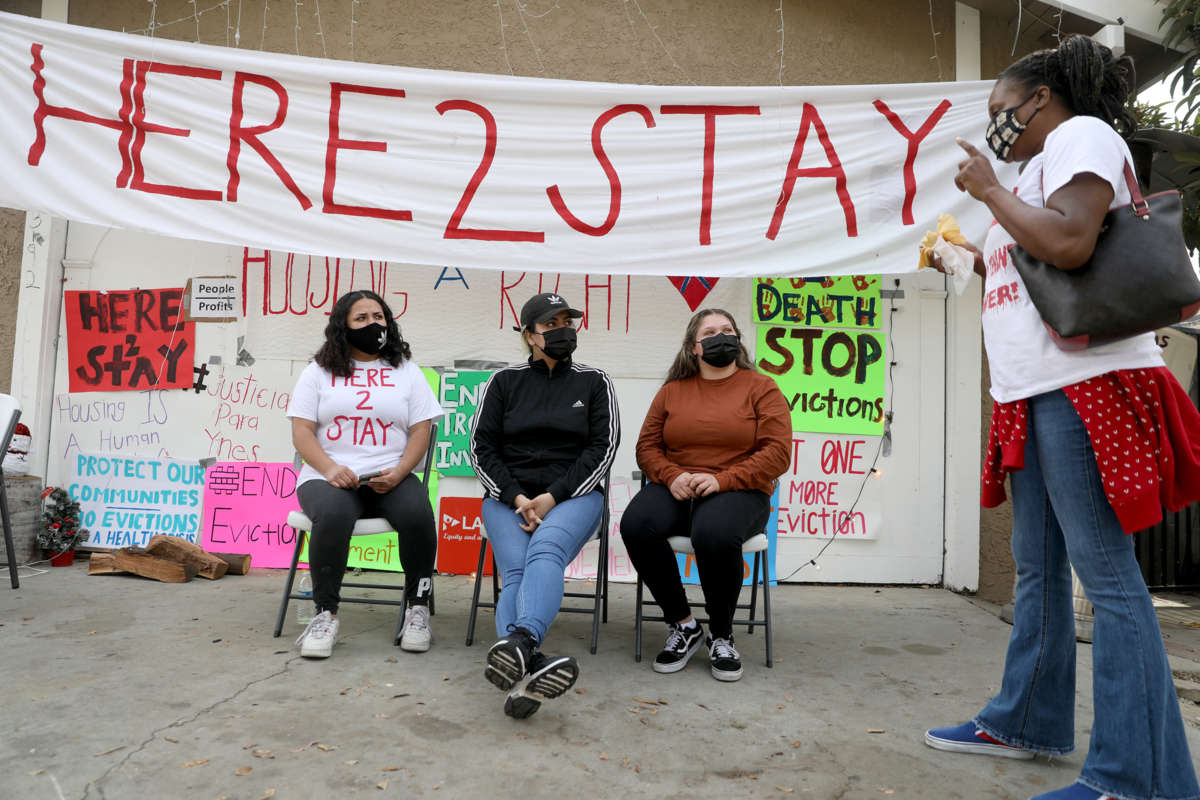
left=753, top=275, right=885, bottom=435
left=68, top=452, right=204, bottom=548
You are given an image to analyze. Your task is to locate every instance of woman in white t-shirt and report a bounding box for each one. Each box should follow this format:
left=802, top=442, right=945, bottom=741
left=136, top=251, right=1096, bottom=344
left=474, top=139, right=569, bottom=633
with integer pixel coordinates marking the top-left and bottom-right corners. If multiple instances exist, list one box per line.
left=286, top=290, right=443, bottom=659
left=922, top=36, right=1200, bottom=800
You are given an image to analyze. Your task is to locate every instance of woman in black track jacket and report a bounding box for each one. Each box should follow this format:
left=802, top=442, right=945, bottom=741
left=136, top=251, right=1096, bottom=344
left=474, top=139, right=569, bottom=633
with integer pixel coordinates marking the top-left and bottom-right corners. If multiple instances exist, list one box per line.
left=468, top=292, right=619, bottom=719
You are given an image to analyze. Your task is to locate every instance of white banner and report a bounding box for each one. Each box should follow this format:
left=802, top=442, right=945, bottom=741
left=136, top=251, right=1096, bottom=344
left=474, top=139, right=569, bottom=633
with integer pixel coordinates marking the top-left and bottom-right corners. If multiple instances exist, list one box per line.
left=0, top=12, right=1006, bottom=277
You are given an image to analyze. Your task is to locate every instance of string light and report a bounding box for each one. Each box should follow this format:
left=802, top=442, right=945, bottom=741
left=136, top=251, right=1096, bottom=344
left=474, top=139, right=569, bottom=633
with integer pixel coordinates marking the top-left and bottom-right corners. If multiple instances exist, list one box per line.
left=313, top=0, right=328, bottom=58
left=234, top=0, right=242, bottom=47
left=147, top=0, right=158, bottom=40
left=129, top=0, right=232, bottom=38
left=190, top=0, right=201, bottom=42
left=495, top=0, right=515, bottom=76
left=1011, top=0, right=1024, bottom=57
left=513, top=0, right=547, bottom=76
left=630, top=0, right=694, bottom=85
left=260, top=0, right=270, bottom=50
left=293, top=0, right=301, bottom=55
left=776, top=2, right=785, bottom=88
left=927, top=0, right=943, bottom=81
left=349, top=0, right=359, bottom=60
left=619, top=0, right=653, bottom=83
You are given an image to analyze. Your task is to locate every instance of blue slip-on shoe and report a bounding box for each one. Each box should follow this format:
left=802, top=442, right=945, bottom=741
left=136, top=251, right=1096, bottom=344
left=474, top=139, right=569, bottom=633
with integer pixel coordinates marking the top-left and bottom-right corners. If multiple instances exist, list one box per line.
left=924, top=722, right=1035, bottom=760
left=1029, top=783, right=1112, bottom=800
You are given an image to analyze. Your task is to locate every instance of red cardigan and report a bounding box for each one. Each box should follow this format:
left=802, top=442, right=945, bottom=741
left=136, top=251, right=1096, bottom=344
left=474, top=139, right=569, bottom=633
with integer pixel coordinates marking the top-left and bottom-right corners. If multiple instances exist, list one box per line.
left=982, top=367, right=1200, bottom=534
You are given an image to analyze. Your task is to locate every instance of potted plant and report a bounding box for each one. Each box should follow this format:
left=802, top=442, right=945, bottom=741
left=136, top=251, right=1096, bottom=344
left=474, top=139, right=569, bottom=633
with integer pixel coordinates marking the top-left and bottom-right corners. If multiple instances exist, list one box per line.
left=36, top=487, right=88, bottom=566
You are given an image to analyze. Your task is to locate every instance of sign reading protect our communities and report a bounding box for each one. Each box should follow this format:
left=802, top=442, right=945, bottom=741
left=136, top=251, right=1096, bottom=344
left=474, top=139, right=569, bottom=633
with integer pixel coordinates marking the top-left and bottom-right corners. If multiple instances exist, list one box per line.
left=68, top=452, right=205, bottom=549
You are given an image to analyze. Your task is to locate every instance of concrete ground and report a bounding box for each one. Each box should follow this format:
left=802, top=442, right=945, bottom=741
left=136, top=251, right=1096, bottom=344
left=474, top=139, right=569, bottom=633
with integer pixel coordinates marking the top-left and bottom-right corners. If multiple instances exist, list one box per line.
left=4, top=565, right=1200, bottom=800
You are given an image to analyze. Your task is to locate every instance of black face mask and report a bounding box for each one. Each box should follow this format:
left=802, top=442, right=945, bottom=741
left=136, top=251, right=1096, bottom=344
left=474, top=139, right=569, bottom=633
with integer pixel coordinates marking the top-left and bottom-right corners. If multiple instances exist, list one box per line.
left=538, top=326, right=577, bottom=360
left=699, top=333, right=740, bottom=368
left=347, top=322, right=387, bottom=355
left=985, top=91, right=1040, bottom=162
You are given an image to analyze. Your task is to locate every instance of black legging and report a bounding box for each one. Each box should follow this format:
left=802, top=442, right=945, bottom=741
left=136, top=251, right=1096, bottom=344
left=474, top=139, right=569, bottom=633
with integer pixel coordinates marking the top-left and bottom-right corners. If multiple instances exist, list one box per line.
left=297, top=474, right=436, bottom=614
left=620, top=482, right=770, bottom=639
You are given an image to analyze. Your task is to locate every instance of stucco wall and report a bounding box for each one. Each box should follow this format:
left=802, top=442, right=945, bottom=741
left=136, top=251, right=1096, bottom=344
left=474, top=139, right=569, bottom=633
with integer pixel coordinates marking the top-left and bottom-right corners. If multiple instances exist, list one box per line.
left=62, top=0, right=958, bottom=86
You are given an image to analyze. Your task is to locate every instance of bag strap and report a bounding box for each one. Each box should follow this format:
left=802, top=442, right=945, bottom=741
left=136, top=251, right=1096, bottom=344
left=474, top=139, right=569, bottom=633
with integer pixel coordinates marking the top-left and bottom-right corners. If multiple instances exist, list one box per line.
left=1038, top=158, right=1149, bottom=218
left=1122, top=161, right=1150, bottom=218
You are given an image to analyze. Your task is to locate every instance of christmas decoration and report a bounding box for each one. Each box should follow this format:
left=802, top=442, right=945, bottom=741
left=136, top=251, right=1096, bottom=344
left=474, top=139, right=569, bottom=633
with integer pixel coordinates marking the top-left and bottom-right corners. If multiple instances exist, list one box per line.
left=36, top=486, right=88, bottom=554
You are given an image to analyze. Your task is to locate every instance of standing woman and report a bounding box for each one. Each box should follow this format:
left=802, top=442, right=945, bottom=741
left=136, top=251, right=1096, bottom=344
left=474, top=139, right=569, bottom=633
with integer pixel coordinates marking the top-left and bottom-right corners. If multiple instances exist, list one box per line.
left=469, top=292, right=620, bottom=719
left=923, top=36, right=1200, bottom=800
left=621, top=308, right=791, bottom=682
left=287, top=290, right=443, bottom=659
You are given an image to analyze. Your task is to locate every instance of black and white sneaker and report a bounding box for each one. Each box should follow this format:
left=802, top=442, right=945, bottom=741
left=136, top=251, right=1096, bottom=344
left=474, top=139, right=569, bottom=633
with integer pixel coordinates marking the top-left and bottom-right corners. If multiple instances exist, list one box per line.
left=503, top=652, right=580, bottom=719
left=485, top=627, right=537, bottom=691
left=526, top=651, right=579, bottom=699
left=654, top=622, right=705, bottom=673
left=503, top=683, right=541, bottom=719
left=707, top=635, right=743, bottom=682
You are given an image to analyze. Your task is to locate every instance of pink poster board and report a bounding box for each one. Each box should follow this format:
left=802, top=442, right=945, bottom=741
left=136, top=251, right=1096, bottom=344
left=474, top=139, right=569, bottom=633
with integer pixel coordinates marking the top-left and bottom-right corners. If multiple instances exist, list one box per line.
left=201, top=462, right=302, bottom=568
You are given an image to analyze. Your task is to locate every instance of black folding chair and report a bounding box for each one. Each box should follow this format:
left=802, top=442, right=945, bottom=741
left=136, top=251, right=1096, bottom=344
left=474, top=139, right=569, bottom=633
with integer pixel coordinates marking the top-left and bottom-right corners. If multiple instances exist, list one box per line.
left=272, top=423, right=439, bottom=646
left=464, top=475, right=611, bottom=654
left=0, top=394, right=21, bottom=589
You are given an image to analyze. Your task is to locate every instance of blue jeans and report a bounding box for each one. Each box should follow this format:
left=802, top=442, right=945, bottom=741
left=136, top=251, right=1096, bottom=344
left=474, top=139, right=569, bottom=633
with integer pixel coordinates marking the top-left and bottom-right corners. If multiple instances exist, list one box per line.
left=975, top=390, right=1199, bottom=800
left=481, top=492, right=603, bottom=644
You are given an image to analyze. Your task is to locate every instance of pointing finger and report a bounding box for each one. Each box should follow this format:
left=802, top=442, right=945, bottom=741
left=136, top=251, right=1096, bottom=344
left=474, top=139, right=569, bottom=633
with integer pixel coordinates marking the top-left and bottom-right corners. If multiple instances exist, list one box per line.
left=955, top=137, right=981, bottom=157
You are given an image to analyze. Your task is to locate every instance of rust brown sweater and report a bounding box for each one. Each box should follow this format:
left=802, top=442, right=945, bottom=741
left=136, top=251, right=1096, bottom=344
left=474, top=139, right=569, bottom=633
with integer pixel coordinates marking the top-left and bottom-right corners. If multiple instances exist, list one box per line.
left=636, top=368, right=792, bottom=496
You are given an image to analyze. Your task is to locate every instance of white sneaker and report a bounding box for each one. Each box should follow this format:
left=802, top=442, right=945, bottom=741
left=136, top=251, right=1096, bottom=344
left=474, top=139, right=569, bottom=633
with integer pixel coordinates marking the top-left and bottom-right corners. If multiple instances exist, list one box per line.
left=295, top=610, right=339, bottom=658
left=399, top=604, right=432, bottom=652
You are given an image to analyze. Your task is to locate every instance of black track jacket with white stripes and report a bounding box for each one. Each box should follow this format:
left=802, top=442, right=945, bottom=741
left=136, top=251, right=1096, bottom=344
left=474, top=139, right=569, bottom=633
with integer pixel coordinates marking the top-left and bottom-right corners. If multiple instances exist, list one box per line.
left=469, top=357, right=620, bottom=507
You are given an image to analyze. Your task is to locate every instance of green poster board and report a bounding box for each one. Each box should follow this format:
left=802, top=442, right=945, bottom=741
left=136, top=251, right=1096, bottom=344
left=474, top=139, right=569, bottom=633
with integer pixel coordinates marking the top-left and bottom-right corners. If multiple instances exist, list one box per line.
left=299, top=470, right=439, bottom=572
left=755, top=324, right=886, bottom=435
left=435, top=369, right=492, bottom=477
left=753, top=276, right=882, bottom=329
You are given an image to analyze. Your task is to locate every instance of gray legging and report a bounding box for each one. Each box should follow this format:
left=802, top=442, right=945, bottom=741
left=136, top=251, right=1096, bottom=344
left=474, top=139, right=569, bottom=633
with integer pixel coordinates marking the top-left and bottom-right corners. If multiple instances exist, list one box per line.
left=297, top=474, right=436, bottom=614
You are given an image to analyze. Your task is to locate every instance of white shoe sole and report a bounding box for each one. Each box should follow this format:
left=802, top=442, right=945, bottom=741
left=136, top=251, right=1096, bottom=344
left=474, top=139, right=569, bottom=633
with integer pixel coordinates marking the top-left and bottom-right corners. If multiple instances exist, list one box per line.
left=711, top=665, right=743, bottom=682
left=924, top=731, right=1035, bottom=760
left=400, top=633, right=431, bottom=652
left=300, top=642, right=333, bottom=658
left=653, top=638, right=703, bottom=673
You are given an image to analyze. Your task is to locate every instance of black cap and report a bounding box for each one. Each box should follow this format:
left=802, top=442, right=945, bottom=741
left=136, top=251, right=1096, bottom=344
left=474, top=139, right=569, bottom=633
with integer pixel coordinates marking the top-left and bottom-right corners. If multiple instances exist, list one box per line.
left=519, top=292, right=582, bottom=329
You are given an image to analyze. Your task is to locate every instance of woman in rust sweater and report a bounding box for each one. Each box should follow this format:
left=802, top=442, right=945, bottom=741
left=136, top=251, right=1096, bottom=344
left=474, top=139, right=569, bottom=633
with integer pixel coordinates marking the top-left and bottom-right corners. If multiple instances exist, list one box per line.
left=622, top=308, right=791, bottom=681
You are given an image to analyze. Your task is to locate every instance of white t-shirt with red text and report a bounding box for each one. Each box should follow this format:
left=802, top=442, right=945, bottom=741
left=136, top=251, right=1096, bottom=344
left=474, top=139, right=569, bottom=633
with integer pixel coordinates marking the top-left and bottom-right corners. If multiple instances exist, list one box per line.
left=981, top=115, right=1164, bottom=403
left=286, top=358, right=443, bottom=486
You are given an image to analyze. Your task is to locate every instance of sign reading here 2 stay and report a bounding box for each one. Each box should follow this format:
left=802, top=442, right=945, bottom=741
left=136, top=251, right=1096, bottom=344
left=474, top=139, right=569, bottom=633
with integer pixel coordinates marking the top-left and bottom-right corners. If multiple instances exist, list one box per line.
left=65, top=288, right=195, bottom=393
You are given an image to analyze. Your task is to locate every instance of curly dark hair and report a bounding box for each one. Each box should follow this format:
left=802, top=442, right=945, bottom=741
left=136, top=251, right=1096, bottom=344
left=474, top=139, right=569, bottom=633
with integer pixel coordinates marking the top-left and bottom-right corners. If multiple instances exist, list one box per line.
left=999, top=34, right=1136, bottom=139
left=314, top=289, right=411, bottom=378
left=664, top=308, right=754, bottom=384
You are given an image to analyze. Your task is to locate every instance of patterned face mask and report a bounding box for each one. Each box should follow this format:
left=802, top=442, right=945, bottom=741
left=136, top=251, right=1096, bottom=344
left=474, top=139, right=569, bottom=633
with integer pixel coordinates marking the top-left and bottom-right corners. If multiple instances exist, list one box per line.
left=985, top=91, right=1040, bottom=162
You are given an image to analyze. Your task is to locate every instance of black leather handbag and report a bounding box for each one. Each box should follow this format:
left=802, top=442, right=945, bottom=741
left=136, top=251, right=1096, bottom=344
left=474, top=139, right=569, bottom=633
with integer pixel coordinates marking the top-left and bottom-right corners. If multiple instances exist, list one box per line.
left=1009, top=161, right=1200, bottom=351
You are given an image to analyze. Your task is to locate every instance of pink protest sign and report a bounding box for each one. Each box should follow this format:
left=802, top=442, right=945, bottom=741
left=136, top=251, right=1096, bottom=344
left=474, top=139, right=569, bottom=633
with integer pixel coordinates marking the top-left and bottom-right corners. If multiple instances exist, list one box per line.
left=201, top=462, right=303, bottom=568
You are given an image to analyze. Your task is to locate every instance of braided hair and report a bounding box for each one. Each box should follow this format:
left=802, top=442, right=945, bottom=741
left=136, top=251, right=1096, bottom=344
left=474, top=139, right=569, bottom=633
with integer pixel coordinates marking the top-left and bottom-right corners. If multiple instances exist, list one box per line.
left=313, top=289, right=411, bottom=378
left=999, top=34, right=1136, bottom=138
